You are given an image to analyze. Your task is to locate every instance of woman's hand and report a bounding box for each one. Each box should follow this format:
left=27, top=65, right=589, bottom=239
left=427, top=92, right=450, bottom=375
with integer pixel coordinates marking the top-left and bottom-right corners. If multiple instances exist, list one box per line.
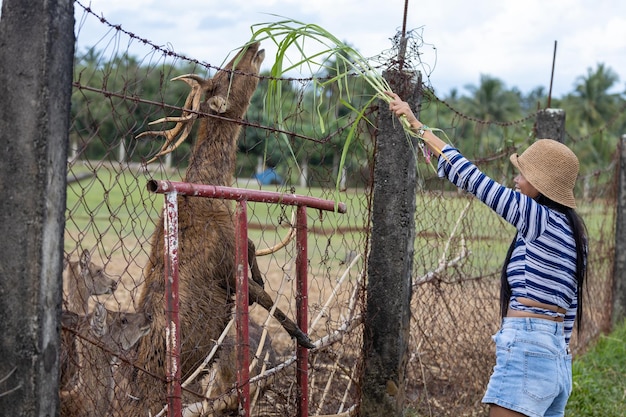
left=383, top=91, right=421, bottom=128
left=383, top=91, right=447, bottom=158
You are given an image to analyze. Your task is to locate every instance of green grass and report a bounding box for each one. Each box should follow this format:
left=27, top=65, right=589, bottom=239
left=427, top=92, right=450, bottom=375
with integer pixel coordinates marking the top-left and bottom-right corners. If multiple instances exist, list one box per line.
left=64, top=167, right=508, bottom=282
left=566, top=320, right=626, bottom=417
left=65, top=166, right=622, bottom=415
left=64, top=167, right=367, bottom=278
left=404, top=321, right=626, bottom=416
left=64, top=167, right=614, bottom=279
left=64, top=165, right=171, bottom=253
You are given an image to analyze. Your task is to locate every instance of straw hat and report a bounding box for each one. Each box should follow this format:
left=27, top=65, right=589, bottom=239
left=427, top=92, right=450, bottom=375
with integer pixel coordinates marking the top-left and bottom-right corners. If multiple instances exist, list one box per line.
left=509, top=139, right=579, bottom=208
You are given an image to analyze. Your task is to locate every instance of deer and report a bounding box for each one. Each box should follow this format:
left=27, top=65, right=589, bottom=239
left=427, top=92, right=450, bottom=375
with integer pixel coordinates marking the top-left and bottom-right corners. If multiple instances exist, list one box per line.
left=63, top=249, right=118, bottom=316
left=124, top=41, right=313, bottom=415
left=183, top=320, right=278, bottom=417
left=60, top=303, right=152, bottom=417
left=209, top=320, right=277, bottom=416
left=60, top=249, right=118, bottom=391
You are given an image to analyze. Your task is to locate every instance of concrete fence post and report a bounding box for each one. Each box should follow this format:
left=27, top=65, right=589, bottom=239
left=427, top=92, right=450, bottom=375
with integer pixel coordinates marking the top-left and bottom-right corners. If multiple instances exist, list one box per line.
left=0, top=0, right=74, bottom=414
left=612, top=135, right=626, bottom=327
left=536, top=108, right=566, bottom=142
left=361, top=70, right=420, bottom=416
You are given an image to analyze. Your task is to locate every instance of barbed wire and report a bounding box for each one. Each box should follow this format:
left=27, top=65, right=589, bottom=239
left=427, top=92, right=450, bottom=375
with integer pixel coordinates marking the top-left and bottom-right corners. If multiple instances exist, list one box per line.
left=565, top=100, right=626, bottom=144
left=75, top=0, right=624, bottom=146
left=66, top=3, right=619, bottom=416
left=370, top=27, right=437, bottom=80
left=72, top=81, right=339, bottom=144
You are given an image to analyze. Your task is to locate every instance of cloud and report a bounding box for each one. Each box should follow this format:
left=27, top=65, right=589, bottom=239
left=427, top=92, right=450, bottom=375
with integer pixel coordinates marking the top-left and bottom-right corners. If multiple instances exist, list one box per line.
left=66, top=0, right=626, bottom=97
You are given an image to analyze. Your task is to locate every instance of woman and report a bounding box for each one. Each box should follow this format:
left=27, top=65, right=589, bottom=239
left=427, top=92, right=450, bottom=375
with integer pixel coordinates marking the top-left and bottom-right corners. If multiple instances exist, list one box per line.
left=385, top=91, right=587, bottom=417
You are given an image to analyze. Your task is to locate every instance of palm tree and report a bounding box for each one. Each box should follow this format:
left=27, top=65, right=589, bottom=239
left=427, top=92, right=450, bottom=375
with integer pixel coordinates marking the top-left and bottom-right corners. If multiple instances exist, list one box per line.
left=461, top=75, right=522, bottom=122
left=569, top=63, right=620, bottom=129
left=561, top=63, right=622, bottom=191
left=457, top=75, right=522, bottom=156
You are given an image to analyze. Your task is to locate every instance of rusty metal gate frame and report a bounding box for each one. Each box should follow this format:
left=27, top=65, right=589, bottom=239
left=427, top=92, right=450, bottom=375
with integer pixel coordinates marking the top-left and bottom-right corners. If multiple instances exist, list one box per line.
left=148, top=179, right=347, bottom=417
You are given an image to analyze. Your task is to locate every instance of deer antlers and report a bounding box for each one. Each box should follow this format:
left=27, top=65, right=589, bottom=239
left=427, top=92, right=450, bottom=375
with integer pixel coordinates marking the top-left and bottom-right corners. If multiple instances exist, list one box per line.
left=140, top=73, right=296, bottom=255
left=136, top=74, right=212, bottom=164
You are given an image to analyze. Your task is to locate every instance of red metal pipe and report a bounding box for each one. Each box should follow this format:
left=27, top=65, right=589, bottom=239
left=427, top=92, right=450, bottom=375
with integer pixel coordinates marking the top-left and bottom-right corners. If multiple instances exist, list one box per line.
left=296, top=205, right=309, bottom=417
left=234, top=201, right=250, bottom=416
left=163, top=192, right=182, bottom=417
left=148, top=180, right=347, bottom=214
left=149, top=183, right=346, bottom=417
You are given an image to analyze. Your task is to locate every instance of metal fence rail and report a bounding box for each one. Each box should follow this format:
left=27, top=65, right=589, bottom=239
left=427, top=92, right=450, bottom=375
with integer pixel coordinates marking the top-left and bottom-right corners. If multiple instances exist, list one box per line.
left=148, top=180, right=346, bottom=417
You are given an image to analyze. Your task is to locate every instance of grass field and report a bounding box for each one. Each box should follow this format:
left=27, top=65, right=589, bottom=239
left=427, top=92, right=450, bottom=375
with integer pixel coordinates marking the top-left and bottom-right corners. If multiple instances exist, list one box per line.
left=63, top=164, right=614, bottom=313
left=63, top=163, right=619, bottom=414
left=566, top=320, right=626, bottom=417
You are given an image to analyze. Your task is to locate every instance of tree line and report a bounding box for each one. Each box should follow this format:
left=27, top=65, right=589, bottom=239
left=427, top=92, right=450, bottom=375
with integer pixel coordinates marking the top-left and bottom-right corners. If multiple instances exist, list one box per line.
left=71, top=48, right=625, bottom=189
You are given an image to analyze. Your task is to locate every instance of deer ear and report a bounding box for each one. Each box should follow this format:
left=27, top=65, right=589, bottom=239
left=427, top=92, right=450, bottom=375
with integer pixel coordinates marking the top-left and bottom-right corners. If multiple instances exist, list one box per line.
left=79, top=250, right=91, bottom=271
left=90, top=303, right=108, bottom=338
left=207, top=95, right=228, bottom=114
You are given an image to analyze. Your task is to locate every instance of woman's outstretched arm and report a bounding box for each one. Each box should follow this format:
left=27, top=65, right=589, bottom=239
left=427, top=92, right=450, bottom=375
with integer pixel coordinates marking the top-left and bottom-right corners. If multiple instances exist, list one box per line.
left=384, top=91, right=447, bottom=157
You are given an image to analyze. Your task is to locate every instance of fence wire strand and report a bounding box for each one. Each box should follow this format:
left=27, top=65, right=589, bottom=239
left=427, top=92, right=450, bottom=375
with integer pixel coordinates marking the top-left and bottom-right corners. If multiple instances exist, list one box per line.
left=62, top=3, right=617, bottom=416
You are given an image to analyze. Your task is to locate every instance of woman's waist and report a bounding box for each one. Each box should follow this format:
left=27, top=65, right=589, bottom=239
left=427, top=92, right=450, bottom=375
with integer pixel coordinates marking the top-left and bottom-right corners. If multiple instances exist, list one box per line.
left=507, top=297, right=566, bottom=322
left=506, top=308, right=564, bottom=322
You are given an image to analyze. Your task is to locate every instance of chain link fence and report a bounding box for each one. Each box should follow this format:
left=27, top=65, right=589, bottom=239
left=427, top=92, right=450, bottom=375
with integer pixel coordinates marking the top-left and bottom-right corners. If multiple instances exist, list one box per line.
left=61, top=3, right=618, bottom=416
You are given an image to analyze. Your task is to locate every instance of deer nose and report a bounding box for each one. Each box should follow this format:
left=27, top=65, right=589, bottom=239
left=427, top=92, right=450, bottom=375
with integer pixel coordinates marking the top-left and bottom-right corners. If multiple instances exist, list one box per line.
left=111, top=281, right=118, bottom=291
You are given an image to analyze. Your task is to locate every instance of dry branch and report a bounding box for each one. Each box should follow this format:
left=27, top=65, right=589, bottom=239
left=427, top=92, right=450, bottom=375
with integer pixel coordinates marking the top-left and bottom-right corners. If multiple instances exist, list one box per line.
left=255, top=211, right=297, bottom=256
left=414, top=201, right=471, bottom=287
left=180, top=315, right=363, bottom=416
left=310, top=253, right=361, bottom=332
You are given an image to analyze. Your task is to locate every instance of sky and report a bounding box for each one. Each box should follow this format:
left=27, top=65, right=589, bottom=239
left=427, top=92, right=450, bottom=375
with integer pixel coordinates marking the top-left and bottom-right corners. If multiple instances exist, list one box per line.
left=6, top=0, right=626, bottom=98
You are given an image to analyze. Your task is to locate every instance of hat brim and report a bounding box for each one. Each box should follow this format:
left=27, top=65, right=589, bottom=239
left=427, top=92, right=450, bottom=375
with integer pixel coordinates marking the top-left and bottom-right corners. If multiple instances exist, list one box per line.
left=509, top=151, right=576, bottom=208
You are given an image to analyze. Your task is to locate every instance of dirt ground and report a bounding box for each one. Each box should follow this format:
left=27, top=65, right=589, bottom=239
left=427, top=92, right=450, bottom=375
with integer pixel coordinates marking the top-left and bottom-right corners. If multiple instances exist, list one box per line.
left=63, top=218, right=613, bottom=416
left=63, top=227, right=364, bottom=415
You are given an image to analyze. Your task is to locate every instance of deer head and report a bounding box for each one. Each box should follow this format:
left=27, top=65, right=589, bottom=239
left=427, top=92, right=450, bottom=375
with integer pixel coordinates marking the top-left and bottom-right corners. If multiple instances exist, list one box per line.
left=90, top=303, right=152, bottom=352
left=77, top=250, right=117, bottom=296
left=137, top=42, right=265, bottom=163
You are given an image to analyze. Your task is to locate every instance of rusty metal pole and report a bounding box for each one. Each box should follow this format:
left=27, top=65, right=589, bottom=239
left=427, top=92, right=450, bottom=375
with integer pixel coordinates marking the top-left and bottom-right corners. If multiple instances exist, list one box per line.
left=296, top=205, right=309, bottom=417
left=235, top=200, right=251, bottom=416
left=148, top=180, right=347, bottom=416
left=147, top=181, right=346, bottom=214
left=163, top=192, right=182, bottom=417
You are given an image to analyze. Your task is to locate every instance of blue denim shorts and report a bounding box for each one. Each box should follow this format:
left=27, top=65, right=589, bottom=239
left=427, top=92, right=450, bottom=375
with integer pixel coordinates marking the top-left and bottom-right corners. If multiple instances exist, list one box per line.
left=482, top=317, right=572, bottom=417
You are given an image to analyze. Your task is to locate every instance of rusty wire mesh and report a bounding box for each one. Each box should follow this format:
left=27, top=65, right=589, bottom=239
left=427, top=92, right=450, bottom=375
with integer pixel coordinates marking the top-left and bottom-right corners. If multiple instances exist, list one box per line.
left=61, top=3, right=617, bottom=416
left=405, top=151, right=616, bottom=416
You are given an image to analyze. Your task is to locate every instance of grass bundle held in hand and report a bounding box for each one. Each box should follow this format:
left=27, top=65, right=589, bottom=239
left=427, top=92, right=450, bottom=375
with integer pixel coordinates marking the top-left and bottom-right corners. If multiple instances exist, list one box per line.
left=241, top=16, right=447, bottom=186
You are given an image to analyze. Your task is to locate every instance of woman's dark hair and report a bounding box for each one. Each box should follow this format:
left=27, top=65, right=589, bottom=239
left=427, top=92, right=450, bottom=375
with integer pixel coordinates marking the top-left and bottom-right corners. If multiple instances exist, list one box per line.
left=499, top=194, right=588, bottom=331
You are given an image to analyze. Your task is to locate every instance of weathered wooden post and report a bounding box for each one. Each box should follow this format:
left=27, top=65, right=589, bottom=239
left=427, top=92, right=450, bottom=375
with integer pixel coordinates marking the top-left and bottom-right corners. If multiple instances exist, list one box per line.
left=0, top=0, right=74, bottom=414
left=612, top=135, right=626, bottom=327
left=361, top=70, right=420, bottom=416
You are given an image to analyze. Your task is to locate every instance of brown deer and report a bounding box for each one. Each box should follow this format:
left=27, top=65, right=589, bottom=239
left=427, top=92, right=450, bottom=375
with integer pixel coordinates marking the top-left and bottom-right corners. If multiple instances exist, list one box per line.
left=210, top=320, right=277, bottom=416
left=63, top=249, right=118, bottom=315
left=126, top=41, right=312, bottom=415
left=60, top=250, right=118, bottom=390
left=60, top=303, right=152, bottom=417
left=183, top=320, right=278, bottom=416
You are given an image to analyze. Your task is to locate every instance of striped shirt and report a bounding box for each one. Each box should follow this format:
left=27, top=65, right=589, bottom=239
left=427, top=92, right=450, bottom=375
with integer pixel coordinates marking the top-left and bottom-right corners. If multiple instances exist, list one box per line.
left=438, top=145, right=578, bottom=345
